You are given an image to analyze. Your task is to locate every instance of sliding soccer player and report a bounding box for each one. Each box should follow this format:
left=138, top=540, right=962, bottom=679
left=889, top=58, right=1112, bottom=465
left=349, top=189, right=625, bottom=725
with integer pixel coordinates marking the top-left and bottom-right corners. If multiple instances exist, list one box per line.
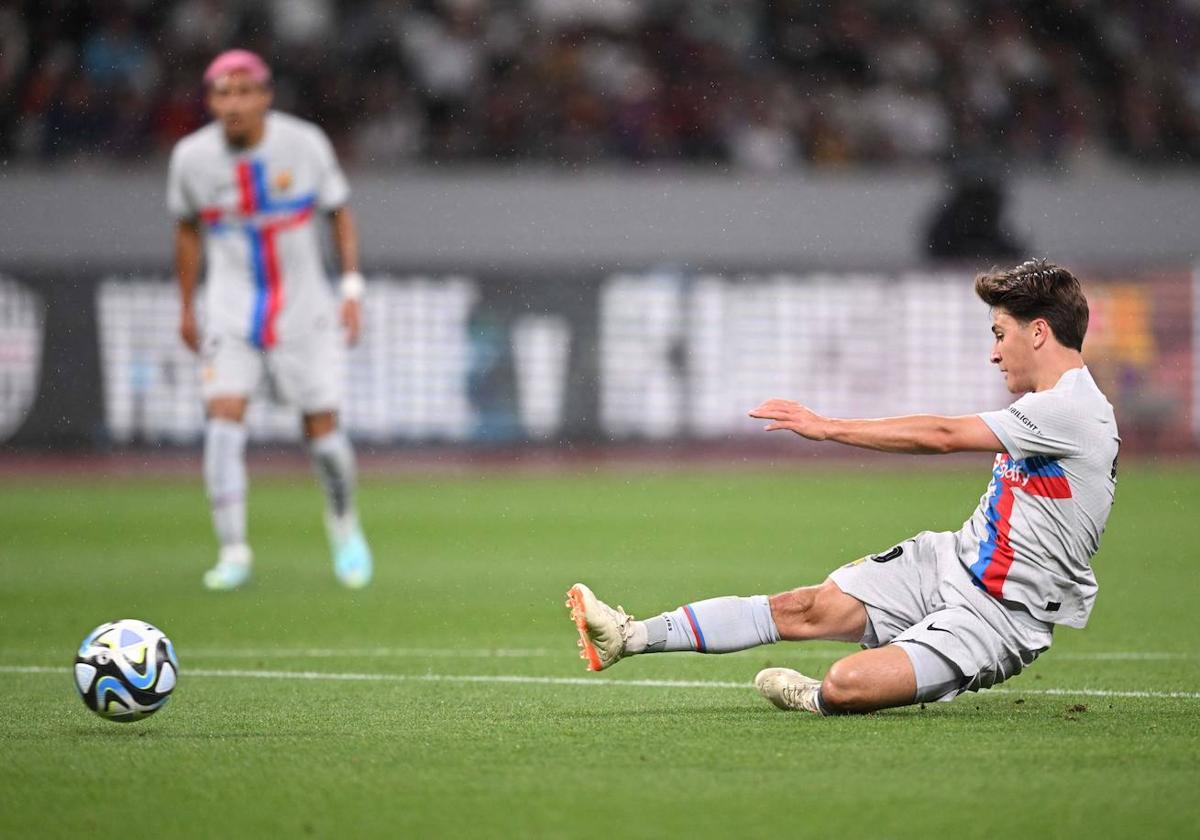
left=168, top=49, right=372, bottom=590
left=569, top=260, right=1118, bottom=714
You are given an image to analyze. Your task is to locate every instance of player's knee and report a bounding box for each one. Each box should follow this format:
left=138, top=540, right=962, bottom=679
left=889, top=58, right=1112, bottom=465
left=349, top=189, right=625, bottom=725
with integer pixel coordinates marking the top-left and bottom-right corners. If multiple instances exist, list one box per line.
left=820, top=659, right=869, bottom=711
left=770, top=580, right=856, bottom=641
left=207, top=397, right=247, bottom=423
left=768, top=586, right=819, bottom=629
left=303, top=411, right=338, bottom=440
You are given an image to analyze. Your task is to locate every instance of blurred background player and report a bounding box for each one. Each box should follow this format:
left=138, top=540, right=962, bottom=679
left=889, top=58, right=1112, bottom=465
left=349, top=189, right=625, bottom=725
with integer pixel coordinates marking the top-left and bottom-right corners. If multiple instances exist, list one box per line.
left=569, top=261, right=1118, bottom=716
left=167, top=49, right=372, bottom=590
left=925, top=168, right=1025, bottom=261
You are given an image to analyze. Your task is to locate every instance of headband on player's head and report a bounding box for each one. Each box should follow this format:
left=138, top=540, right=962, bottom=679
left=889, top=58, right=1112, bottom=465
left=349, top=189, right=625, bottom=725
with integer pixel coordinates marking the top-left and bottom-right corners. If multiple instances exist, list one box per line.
left=203, top=49, right=271, bottom=88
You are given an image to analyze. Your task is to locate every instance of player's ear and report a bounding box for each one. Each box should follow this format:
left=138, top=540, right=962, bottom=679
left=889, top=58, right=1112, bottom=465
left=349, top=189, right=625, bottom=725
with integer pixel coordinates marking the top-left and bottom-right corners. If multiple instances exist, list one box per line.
left=1030, top=318, right=1050, bottom=349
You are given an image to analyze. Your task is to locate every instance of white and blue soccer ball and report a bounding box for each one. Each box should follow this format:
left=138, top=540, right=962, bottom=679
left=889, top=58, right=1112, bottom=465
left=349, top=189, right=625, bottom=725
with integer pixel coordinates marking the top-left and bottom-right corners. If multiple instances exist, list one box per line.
left=74, top=619, right=179, bottom=722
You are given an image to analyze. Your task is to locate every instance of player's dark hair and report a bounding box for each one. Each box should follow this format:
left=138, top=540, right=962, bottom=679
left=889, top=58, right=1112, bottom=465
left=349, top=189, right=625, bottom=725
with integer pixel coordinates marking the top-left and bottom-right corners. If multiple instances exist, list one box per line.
left=974, top=259, right=1088, bottom=351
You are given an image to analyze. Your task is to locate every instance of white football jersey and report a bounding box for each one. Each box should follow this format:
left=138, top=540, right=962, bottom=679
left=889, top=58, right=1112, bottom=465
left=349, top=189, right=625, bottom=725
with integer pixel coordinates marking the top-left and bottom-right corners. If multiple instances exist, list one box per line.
left=957, top=366, right=1119, bottom=628
left=167, top=111, right=349, bottom=346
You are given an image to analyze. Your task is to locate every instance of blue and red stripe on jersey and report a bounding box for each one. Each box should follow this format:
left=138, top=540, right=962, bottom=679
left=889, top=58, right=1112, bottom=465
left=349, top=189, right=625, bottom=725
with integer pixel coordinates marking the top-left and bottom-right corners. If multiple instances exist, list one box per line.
left=198, top=158, right=317, bottom=348
left=969, top=454, right=1072, bottom=598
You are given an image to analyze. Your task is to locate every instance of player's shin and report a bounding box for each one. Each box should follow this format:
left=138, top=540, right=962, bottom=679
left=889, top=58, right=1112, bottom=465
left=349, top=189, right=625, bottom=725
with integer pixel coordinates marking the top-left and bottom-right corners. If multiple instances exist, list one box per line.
left=310, top=428, right=357, bottom=539
left=311, top=427, right=373, bottom=587
left=637, top=595, right=781, bottom=654
left=203, top=419, right=248, bottom=550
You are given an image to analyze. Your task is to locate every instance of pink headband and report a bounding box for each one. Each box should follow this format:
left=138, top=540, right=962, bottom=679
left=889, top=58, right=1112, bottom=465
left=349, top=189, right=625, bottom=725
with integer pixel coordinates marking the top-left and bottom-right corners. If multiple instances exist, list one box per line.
left=203, top=49, right=271, bottom=87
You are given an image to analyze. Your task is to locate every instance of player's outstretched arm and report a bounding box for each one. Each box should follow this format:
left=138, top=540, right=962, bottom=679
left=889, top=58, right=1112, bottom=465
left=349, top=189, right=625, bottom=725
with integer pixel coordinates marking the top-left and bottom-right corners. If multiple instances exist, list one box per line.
left=748, top=399, right=1003, bottom=455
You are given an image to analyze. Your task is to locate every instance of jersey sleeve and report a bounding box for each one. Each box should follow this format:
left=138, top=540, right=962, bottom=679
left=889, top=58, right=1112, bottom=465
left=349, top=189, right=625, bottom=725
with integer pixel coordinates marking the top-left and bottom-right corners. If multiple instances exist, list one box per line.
left=166, top=144, right=196, bottom=220
left=311, top=127, right=350, bottom=210
left=978, top=391, right=1083, bottom=461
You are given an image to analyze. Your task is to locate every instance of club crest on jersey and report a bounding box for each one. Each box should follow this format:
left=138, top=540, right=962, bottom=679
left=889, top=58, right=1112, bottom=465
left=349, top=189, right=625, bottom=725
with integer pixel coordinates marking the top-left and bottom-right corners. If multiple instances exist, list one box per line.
left=273, top=169, right=293, bottom=192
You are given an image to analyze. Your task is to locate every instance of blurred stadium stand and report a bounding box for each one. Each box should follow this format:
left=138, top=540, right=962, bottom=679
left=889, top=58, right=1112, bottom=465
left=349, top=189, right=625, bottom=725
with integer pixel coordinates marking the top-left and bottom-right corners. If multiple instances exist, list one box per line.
left=4, top=0, right=1200, bottom=169
left=0, top=1, right=1197, bottom=455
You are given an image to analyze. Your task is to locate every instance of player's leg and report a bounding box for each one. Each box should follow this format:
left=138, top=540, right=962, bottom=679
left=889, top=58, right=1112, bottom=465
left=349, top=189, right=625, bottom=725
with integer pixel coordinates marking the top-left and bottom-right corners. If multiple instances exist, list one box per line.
left=566, top=579, right=866, bottom=671
left=303, top=410, right=356, bottom=524
left=202, top=395, right=253, bottom=590
left=759, top=598, right=1035, bottom=715
left=757, top=645, right=922, bottom=715
left=773, top=539, right=1053, bottom=715
left=755, top=535, right=956, bottom=713
left=301, top=409, right=372, bottom=588
left=199, top=334, right=262, bottom=591
left=767, top=580, right=869, bottom=642
left=270, top=317, right=372, bottom=588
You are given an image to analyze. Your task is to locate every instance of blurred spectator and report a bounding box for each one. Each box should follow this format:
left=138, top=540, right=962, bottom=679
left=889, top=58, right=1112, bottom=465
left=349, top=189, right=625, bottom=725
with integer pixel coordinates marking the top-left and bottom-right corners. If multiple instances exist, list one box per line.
left=42, top=74, right=107, bottom=160
left=168, top=0, right=239, bottom=55
left=80, top=9, right=157, bottom=94
left=0, top=0, right=29, bottom=157
left=3, top=0, right=1200, bottom=169
left=270, top=0, right=334, bottom=48
left=0, top=2, right=28, bottom=100
left=351, top=74, right=424, bottom=165
left=726, top=91, right=799, bottom=173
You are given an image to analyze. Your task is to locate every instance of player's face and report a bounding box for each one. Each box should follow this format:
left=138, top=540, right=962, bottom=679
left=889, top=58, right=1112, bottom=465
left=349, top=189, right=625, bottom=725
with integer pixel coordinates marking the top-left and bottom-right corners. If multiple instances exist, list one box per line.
left=206, top=72, right=271, bottom=145
left=989, top=309, right=1036, bottom=393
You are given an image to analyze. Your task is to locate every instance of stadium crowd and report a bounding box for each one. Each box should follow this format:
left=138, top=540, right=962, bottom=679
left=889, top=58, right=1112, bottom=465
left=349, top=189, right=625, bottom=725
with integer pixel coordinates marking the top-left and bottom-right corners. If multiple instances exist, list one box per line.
left=3, top=0, right=1199, bottom=170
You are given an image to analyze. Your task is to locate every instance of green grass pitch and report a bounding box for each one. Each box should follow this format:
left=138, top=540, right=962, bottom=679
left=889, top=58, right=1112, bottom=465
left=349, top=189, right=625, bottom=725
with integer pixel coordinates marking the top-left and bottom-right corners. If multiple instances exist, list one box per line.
left=1, top=465, right=1198, bottom=838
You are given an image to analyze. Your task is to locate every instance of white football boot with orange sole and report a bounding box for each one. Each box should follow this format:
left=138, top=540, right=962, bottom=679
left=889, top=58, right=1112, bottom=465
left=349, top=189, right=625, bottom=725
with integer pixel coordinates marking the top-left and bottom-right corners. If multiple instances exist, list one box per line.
left=565, top=583, right=635, bottom=671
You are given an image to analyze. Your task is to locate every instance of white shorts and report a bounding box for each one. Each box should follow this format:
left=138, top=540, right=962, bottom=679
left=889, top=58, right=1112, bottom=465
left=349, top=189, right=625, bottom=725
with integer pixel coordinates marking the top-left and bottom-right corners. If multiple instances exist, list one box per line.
left=200, top=325, right=345, bottom=414
left=828, top=530, right=1054, bottom=697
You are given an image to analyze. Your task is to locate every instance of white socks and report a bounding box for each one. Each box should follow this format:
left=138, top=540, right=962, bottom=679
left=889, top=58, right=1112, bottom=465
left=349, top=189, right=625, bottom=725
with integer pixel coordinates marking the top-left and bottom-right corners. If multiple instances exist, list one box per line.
left=310, top=429, right=358, bottom=541
left=204, top=422, right=359, bottom=555
left=632, top=595, right=780, bottom=655
left=203, top=419, right=248, bottom=550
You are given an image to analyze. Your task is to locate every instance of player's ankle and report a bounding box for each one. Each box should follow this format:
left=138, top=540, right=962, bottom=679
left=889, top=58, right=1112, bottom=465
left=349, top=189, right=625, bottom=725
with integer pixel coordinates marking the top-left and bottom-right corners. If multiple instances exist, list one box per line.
left=624, top=620, right=648, bottom=655
left=325, top=510, right=359, bottom=543
left=219, top=543, right=252, bottom=566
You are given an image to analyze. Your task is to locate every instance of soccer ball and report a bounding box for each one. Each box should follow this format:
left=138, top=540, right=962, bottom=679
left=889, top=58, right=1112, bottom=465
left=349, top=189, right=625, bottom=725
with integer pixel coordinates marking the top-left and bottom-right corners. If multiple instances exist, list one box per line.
left=73, top=619, right=179, bottom=722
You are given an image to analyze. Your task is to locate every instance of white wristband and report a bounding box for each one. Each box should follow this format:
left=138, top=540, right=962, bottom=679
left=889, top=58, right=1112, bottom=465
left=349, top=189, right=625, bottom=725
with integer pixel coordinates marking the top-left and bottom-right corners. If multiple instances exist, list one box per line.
left=339, top=271, right=365, bottom=300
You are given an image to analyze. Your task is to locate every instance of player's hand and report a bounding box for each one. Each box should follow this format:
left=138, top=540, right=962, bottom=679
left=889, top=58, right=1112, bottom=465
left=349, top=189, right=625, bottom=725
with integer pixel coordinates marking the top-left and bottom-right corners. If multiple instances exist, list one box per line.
left=340, top=298, right=362, bottom=346
left=748, top=399, right=829, bottom=440
left=179, top=307, right=200, bottom=353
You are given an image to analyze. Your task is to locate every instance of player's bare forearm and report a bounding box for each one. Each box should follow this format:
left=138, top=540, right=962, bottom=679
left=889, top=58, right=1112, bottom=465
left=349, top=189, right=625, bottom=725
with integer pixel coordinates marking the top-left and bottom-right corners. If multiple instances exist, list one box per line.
left=175, top=220, right=203, bottom=352
left=174, top=220, right=202, bottom=308
left=748, top=399, right=1003, bottom=455
left=330, top=206, right=363, bottom=345
left=330, top=206, right=359, bottom=274
left=821, top=414, right=1001, bottom=454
